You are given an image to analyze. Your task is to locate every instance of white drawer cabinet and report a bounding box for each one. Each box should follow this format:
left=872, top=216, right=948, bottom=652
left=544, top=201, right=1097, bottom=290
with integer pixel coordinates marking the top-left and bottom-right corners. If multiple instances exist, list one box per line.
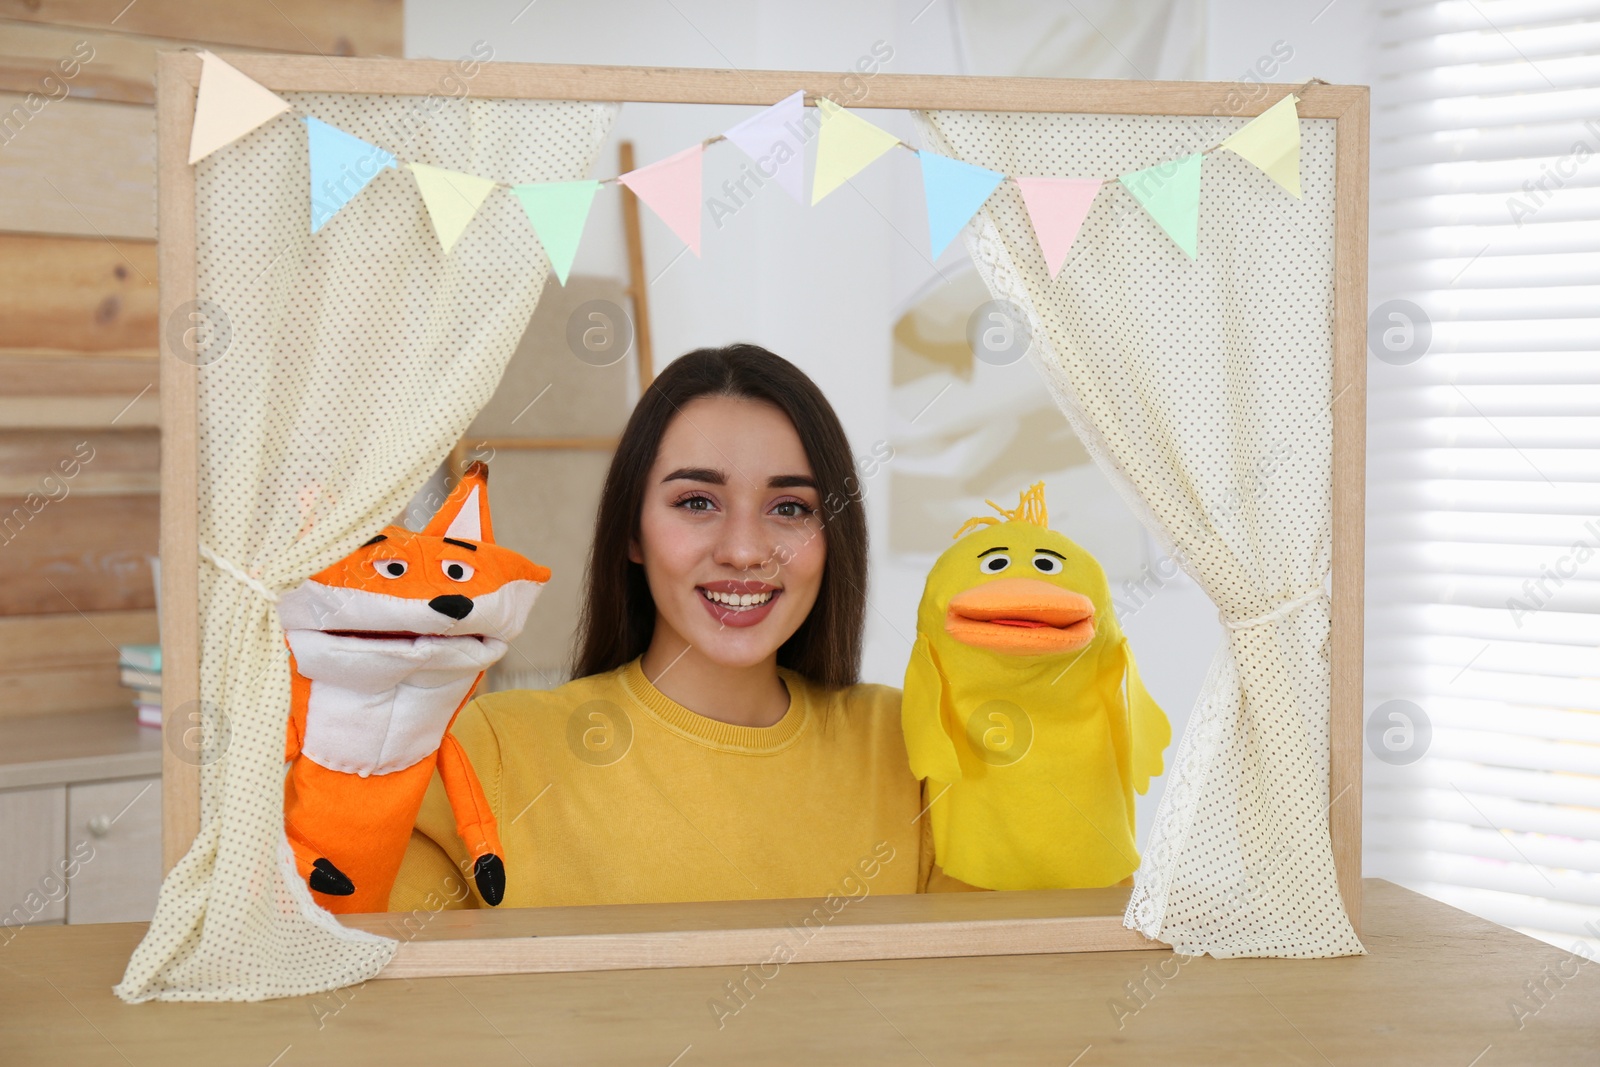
left=0, top=710, right=165, bottom=928
left=0, top=774, right=161, bottom=928
left=0, top=785, right=68, bottom=927
left=66, top=776, right=161, bottom=924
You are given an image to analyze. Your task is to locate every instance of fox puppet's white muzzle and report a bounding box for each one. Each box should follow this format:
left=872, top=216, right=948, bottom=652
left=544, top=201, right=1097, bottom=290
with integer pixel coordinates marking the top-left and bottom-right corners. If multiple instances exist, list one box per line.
left=276, top=578, right=544, bottom=642
left=276, top=578, right=544, bottom=776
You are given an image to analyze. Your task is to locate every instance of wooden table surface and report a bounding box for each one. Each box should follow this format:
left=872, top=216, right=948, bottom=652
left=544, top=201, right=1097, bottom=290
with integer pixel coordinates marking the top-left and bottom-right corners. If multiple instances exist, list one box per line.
left=1, top=880, right=1596, bottom=1066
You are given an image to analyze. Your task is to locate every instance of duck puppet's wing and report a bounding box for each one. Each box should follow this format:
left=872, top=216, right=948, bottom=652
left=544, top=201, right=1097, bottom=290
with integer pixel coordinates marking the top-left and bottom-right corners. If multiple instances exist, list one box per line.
left=1119, top=637, right=1171, bottom=794
left=902, top=633, right=964, bottom=783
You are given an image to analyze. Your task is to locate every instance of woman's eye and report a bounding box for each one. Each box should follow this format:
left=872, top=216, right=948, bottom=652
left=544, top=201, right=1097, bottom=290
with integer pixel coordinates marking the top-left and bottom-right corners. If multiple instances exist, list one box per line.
left=1033, top=553, right=1063, bottom=575
left=773, top=500, right=813, bottom=518
left=441, top=560, right=475, bottom=582
left=676, top=494, right=714, bottom=512
left=980, top=552, right=1011, bottom=574
left=372, top=559, right=408, bottom=579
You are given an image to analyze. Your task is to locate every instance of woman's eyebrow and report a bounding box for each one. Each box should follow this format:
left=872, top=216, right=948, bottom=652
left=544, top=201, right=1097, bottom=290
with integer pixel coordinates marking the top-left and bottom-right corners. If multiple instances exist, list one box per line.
left=661, top=468, right=816, bottom=490
left=662, top=466, right=725, bottom=484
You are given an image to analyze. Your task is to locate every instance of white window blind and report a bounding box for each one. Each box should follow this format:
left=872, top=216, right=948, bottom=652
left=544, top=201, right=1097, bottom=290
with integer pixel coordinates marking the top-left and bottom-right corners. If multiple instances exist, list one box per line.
left=1367, top=0, right=1600, bottom=955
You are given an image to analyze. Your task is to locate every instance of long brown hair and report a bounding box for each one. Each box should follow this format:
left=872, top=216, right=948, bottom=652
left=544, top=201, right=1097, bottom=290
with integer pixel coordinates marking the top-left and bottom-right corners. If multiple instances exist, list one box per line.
left=572, top=344, right=868, bottom=689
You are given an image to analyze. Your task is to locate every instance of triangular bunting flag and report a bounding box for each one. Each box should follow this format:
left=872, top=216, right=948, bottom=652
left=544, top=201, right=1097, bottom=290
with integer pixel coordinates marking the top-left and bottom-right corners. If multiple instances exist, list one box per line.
left=188, top=51, right=291, bottom=164
left=1014, top=177, right=1103, bottom=278
left=917, top=151, right=1005, bottom=258
left=722, top=90, right=807, bottom=204
left=1220, top=93, right=1302, bottom=198
left=617, top=143, right=704, bottom=257
left=408, top=163, right=498, bottom=253
left=511, top=180, right=601, bottom=285
left=305, top=117, right=396, bottom=234
left=1119, top=154, right=1203, bottom=259
left=811, top=98, right=900, bottom=205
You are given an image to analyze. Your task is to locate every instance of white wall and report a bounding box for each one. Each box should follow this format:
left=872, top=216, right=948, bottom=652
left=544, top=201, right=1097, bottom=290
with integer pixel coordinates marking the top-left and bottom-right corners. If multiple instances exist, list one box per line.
left=1205, top=0, right=1372, bottom=85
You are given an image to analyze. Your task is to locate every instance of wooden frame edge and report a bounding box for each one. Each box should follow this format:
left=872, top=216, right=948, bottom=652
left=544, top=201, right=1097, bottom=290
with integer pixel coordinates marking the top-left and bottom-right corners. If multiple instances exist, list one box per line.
left=1328, top=87, right=1369, bottom=935
left=177, top=53, right=1368, bottom=118
left=157, top=51, right=202, bottom=873
left=155, top=53, right=1368, bottom=955
left=373, top=914, right=1158, bottom=980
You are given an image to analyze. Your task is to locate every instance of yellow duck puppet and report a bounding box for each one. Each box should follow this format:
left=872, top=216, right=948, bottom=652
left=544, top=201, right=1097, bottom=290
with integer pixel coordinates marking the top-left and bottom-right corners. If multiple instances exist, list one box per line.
left=902, top=482, right=1171, bottom=891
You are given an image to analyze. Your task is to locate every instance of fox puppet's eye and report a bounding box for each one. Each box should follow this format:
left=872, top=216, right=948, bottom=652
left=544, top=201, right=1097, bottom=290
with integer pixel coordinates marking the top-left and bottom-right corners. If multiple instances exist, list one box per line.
left=441, top=560, right=475, bottom=583
left=372, top=559, right=408, bottom=579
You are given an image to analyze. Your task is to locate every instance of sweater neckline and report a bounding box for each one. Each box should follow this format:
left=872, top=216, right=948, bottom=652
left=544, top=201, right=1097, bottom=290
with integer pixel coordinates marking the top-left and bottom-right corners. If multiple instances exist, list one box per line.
left=620, top=657, right=809, bottom=753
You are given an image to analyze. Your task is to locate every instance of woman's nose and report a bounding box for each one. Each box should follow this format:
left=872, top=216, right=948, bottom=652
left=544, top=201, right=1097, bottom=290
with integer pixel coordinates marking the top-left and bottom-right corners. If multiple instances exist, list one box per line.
left=713, top=507, right=774, bottom=572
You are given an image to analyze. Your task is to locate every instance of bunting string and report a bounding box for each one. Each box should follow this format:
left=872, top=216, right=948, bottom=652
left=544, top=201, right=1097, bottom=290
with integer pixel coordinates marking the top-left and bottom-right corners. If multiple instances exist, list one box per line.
left=187, top=49, right=1325, bottom=279
left=273, top=81, right=1321, bottom=194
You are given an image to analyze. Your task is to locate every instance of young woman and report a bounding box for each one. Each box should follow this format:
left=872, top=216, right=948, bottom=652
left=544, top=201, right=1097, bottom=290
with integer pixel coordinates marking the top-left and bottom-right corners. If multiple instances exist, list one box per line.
left=390, top=344, right=969, bottom=910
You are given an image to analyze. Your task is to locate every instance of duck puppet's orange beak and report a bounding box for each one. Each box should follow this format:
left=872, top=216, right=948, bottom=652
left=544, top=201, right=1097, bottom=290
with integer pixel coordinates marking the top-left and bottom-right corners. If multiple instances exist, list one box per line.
left=944, top=577, right=1095, bottom=655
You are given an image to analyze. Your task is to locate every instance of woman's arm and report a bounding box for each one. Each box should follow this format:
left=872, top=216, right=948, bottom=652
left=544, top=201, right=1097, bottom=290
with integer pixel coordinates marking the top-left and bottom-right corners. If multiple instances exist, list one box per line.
left=389, top=828, right=481, bottom=912
left=390, top=695, right=505, bottom=911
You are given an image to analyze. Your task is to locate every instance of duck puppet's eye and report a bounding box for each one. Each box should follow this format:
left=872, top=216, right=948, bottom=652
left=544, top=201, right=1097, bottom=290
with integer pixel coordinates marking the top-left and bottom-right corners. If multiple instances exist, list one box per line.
left=979, top=551, right=1011, bottom=574
left=1032, top=551, right=1064, bottom=575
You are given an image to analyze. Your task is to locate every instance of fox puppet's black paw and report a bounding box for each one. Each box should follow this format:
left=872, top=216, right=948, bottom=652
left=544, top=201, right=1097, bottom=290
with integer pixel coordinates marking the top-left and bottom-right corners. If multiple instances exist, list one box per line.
left=308, top=857, right=355, bottom=897
left=473, top=854, right=506, bottom=906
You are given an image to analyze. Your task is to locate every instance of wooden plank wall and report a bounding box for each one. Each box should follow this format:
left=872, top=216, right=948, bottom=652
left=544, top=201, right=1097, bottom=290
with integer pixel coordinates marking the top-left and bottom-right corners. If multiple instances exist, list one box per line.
left=0, top=5, right=402, bottom=721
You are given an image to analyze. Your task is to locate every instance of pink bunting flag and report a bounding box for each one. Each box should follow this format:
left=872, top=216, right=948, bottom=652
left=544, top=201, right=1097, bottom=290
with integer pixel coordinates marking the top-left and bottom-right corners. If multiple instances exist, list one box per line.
left=1013, top=177, right=1103, bottom=278
left=617, top=143, right=704, bottom=257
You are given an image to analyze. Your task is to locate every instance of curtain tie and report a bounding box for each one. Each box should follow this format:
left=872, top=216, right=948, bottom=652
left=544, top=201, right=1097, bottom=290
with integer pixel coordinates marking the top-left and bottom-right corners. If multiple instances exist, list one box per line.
left=1221, top=585, right=1326, bottom=630
left=199, top=542, right=280, bottom=604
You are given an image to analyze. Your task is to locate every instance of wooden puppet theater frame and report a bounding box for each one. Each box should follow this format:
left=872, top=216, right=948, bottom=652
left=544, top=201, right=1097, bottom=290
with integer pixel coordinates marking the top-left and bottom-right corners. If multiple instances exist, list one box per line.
left=156, top=53, right=1368, bottom=979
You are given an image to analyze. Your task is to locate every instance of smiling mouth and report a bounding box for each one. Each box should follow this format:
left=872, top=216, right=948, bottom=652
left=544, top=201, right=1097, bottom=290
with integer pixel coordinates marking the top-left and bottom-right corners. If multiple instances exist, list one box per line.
left=698, top=588, right=779, bottom=610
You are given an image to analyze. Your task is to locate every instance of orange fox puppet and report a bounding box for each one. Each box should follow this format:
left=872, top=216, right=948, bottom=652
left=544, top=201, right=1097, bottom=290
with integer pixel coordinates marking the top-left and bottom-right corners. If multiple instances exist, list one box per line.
left=276, top=462, right=550, bottom=913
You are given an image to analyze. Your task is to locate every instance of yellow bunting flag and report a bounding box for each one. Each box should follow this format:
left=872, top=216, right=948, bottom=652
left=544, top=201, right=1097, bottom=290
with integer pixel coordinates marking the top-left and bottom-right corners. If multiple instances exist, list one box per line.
left=1219, top=93, right=1302, bottom=198
left=811, top=98, right=901, bottom=205
left=408, top=163, right=498, bottom=252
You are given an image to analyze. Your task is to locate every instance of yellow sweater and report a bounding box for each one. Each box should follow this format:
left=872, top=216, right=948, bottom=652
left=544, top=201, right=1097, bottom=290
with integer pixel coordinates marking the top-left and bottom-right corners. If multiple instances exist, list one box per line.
left=390, top=657, right=972, bottom=910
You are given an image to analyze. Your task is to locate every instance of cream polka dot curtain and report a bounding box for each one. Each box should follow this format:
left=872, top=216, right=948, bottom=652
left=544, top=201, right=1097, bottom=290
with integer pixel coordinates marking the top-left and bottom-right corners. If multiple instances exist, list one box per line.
left=913, top=109, right=1365, bottom=958
left=115, top=94, right=618, bottom=1002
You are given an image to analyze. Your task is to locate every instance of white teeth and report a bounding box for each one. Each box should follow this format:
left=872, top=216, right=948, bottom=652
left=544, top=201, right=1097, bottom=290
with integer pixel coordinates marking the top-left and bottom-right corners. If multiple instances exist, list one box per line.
left=702, top=588, right=774, bottom=608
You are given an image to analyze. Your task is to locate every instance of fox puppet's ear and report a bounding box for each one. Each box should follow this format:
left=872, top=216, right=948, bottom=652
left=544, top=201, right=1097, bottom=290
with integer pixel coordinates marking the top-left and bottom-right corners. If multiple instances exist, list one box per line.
left=423, top=461, right=495, bottom=543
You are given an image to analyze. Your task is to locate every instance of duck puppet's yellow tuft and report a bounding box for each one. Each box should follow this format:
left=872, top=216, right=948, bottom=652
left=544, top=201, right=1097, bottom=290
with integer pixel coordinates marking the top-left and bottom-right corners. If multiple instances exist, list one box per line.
left=902, top=482, right=1171, bottom=890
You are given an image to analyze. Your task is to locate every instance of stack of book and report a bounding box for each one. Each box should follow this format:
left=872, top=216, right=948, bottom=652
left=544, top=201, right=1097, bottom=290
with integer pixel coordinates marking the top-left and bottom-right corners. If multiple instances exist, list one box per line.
left=119, top=644, right=162, bottom=728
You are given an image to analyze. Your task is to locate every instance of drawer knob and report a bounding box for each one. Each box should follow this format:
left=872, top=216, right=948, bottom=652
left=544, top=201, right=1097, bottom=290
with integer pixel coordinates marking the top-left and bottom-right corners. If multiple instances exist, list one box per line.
left=87, top=815, right=113, bottom=838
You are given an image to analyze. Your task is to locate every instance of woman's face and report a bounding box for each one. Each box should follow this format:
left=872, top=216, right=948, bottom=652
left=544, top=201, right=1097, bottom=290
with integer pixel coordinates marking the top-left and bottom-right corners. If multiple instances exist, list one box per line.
left=630, top=395, right=827, bottom=670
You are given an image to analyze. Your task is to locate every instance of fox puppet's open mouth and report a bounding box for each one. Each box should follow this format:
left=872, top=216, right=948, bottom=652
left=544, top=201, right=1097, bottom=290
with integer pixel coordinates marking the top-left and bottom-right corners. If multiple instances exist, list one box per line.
left=321, top=629, right=488, bottom=642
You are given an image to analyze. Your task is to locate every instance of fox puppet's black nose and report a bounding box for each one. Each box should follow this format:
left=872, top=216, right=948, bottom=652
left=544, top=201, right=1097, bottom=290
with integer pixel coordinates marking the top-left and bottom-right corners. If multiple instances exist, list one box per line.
left=429, top=594, right=474, bottom=620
